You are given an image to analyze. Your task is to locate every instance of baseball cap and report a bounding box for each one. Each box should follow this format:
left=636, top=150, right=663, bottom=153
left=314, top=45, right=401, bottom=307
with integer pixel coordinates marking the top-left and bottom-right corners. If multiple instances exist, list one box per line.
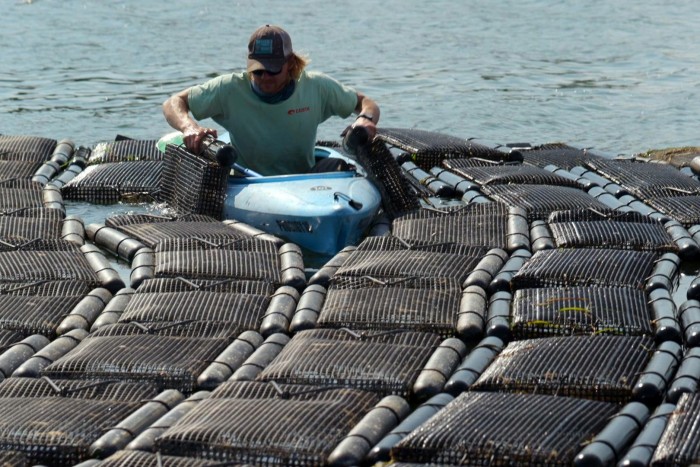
left=247, top=25, right=293, bottom=73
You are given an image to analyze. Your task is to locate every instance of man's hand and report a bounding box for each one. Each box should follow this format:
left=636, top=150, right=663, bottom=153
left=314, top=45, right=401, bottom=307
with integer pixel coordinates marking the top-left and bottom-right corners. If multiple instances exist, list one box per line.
left=182, top=126, right=218, bottom=155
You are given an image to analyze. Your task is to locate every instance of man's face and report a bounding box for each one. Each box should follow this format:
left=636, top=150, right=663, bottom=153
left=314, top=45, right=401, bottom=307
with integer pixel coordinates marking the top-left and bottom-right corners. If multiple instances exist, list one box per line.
left=250, top=60, right=290, bottom=95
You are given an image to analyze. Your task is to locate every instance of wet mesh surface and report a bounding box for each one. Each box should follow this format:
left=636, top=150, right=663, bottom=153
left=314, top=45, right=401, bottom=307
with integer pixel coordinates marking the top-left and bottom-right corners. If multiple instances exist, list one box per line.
left=512, top=248, right=658, bottom=289
left=256, top=328, right=441, bottom=397
left=472, top=335, right=653, bottom=402
left=89, top=139, right=164, bottom=163
left=354, top=139, right=421, bottom=218
left=442, top=160, right=583, bottom=188
left=60, top=160, right=163, bottom=204
left=154, top=238, right=282, bottom=284
left=511, top=286, right=653, bottom=338
left=0, top=280, right=93, bottom=337
left=481, top=184, right=609, bottom=221
left=651, top=393, right=700, bottom=466
left=0, top=180, right=46, bottom=211
left=0, top=329, right=25, bottom=347
left=119, top=278, right=271, bottom=329
left=161, top=144, right=228, bottom=219
left=0, top=135, right=57, bottom=163
left=392, top=391, right=617, bottom=465
left=97, top=451, right=223, bottom=467
left=156, top=381, right=380, bottom=465
left=0, top=245, right=101, bottom=285
left=645, top=195, right=700, bottom=226
left=585, top=158, right=700, bottom=199
left=42, top=322, right=239, bottom=392
left=319, top=276, right=461, bottom=337
left=518, top=145, right=605, bottom=170
left=0, top=378, right=158, bottom=466
left=0, top=160, right=44, bottom=180
left=549, top=209, right=676, bottom=251
left=0, top=211, right=64, bottom=245
left=106, top=213, right=249, bottom=248
left=334, top=236, right=488, bottom=282
left=391, top=203, right=510, bottom=248
left=378, top=127, right=512, bottom=169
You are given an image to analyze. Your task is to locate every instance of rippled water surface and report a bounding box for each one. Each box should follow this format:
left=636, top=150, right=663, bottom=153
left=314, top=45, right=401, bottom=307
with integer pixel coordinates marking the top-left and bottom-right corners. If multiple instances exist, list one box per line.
left=2, top=0, right=699, bottom=154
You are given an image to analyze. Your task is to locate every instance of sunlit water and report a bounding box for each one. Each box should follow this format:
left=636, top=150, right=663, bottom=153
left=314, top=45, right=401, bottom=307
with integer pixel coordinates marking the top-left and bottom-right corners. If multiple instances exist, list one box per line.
left=2, top=0, right=700, bottom=294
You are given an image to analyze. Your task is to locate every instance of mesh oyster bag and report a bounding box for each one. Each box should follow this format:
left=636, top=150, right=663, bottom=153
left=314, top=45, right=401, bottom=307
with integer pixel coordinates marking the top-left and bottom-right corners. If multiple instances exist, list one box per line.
left=156, top=381, right=380, bottom=465
left=481, top=184, right=609, bottom=221
left=256, top=328, right=441, bottom=398
left=651, top=393, right=700, bottom=466
left=391, top=391, right=618, bottom=465
left=42, top=321, right=240, bottom=392
left=0, top=135, right=57, bottom=163
left=318, top=276, right=461, bottom=337
left=391, top=203, right=510, bottom=249
left=160, top=144, right=228, bottom=219
left=334, top=236, right=488, bottom=283
left=511, top=286, right=653, bottom=338
left=0, top=377, right=158, bottom=466
left=442, top=159, right=583, bottom=188
left=511, top=248, right=658, bottom=289
left=60, top=160, right=163, bottom=204
left=471, top=334, right=653, bottom=402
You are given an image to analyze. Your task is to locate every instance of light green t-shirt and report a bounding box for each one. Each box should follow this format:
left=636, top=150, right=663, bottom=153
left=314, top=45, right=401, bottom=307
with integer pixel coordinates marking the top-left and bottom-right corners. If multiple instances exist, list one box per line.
left=188, top=70, right=358, bottom=175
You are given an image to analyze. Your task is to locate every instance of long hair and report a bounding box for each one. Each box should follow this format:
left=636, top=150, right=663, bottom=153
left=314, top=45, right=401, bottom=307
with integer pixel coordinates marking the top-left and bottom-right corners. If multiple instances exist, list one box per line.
left=288, top=53, right=310, bottom=80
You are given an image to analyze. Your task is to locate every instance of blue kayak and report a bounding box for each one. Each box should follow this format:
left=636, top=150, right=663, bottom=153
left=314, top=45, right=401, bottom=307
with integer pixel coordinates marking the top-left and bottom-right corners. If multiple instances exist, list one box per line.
left=223, top=146, right=382, bottom=256
left=158, top=132, right=382, bottom=256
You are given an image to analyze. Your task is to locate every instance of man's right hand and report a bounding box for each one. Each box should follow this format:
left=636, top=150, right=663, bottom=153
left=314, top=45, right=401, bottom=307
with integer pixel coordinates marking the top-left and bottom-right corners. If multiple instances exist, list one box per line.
left=182, top=126, right=218, bottom=155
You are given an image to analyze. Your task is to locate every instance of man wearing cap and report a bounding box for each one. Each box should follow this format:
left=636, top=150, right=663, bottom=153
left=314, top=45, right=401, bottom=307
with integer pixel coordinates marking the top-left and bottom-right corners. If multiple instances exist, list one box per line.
left=163, top=24, right=380, bottom=176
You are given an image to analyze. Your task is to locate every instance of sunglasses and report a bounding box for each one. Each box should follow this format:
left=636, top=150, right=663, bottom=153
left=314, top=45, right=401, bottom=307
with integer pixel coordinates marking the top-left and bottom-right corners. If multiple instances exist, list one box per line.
left=251, top=69, right=283, bottom=77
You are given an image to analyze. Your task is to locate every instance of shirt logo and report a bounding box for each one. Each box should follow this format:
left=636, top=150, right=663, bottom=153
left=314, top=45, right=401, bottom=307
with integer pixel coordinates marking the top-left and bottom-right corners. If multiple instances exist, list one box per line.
left=288, top=107, right=310, bottom=115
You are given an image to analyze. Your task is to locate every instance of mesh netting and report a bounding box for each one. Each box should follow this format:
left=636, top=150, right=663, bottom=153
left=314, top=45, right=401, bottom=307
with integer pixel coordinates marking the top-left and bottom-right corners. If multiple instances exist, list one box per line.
left=89, top=139, right=164, bottom=164
left=442, top=160, right=583, bottom=188
left=353, top=139, right=421, bottom=218
left=548, top=210, right=676, bottom=251
left=60, top=160, right=163, bottom=204
left=645, top=195, right=700, bottom=226
left=512, top=248, right=658, bottom=289
left=42, top=322, right=239, bottom=392
left=0, top=246, right=100, bottom=285
left=511, top=286, right=653, bottom=338
left=472, top=334, right=653, bottom=402
left=154, top=238, right=282, bottom=284
left=518, top=145, right=605, bottom=170
left=585, top=158, right=700, bottom=199
left=391, top=203, right=510, bottom=249
left=318, top=276, right=462, bottom=337
left=334, top=236, right=488, bottom=282
left=0, top=160, right=44, bottom=180
left=160, top=144, right=228, bottom=219
left=0, top=329, right=25, bottom=347
left=0, top=213, right=63, bottom=245
left=651, top=393, right=700, bottom=466
left=106, top=213, right=249, bottom=248
left=96, top=450, right=222, bottom=467
left=391, top=391, right=617, bottom=465
left=156, top=381, right=379, bottom=465
left=0, top=280, right=93, bottom=337
left=256, top=328, right=441, bottom=397
left=481, top=184, right=609, bottom=221
left=0, top=378, right=157, bottom=466
left=0, top=135, right=57, bottom=163
left=119, top=279, right=270, bottom=329
left=0, top=180, right=46, bottom=211
left=377, top=127, right=512, bottom=169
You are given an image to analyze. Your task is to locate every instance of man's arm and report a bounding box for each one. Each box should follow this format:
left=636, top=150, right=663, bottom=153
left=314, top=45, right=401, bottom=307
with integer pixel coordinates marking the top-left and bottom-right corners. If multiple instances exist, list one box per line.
left=352, top=92, right=380, bottom=140
left=162, top=88, right=217, bottom=154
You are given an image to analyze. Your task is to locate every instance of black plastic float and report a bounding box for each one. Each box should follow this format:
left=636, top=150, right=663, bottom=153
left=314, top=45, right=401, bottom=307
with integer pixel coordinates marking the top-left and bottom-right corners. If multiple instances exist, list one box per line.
left=260, top=285, right=299, bottom=336
left=55, top=287, right=113, bottom=335
left=229, top=333, right=290, bottom=381
left=666, top=347, right=700, bottom=404
left=289, top=283, right=327, bottom=332
left=196, top=330, right=263, bottom=390
left=90, top=287, right=135, bottom=331
left=12, top=329, right=89, bottom=378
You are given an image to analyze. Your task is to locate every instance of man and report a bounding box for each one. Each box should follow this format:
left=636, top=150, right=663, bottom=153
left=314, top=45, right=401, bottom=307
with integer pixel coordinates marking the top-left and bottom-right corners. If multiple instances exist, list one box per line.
left=163, top=24, right=380, bottom=176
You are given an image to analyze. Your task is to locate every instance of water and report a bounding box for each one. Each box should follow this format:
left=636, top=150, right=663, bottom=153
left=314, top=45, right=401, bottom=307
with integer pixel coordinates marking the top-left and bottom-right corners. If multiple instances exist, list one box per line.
left=3, top=0, right=699, bottom=153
